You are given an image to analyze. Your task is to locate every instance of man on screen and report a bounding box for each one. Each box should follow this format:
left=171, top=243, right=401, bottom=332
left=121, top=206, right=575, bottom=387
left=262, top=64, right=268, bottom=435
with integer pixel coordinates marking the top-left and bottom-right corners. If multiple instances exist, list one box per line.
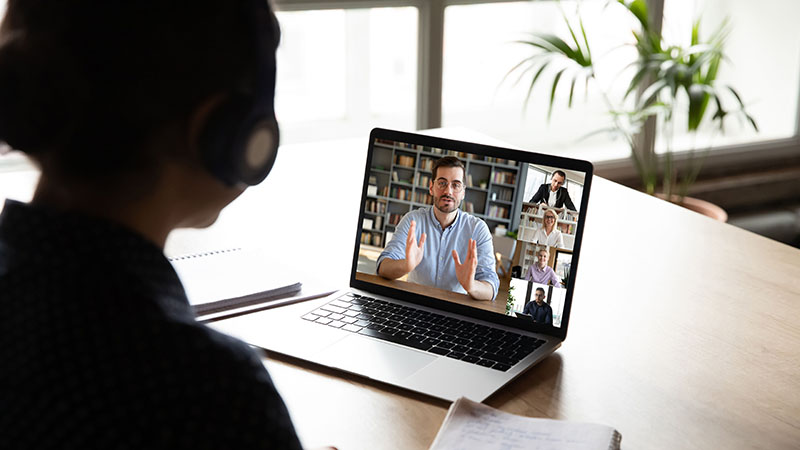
left=377, top=156, right=499, bottom=301
left=522, top=287, right=553, bottom=325
left=528, top=170, right=577, bottom=211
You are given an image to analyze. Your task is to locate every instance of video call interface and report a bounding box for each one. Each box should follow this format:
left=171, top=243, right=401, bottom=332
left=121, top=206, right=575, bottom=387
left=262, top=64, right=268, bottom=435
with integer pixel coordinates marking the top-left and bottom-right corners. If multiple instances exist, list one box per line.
left=356, top=137, right=586, bottom=329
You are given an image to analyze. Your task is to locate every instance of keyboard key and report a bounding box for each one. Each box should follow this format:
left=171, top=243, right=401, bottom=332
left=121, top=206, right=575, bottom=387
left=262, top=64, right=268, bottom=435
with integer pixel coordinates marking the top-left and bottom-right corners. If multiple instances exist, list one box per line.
left=358, top=328, right=432, bottom=351
left=344, top=310, right=360, bottom=317
left=462, top=355, right=480, bottom=364
left=328, top=313, right=344, bottom=321
left=492, top=363, right=511, bottom=372
left=302, top=313, right=319, bottom=321
left=420, top=338, right=441, bottom=346
left=482, top=352, right=515, bottom=366
left=407, top=334, right=426, bottom=343
left=477, top=359, right=495, bottom=368
left=328, top=321, right=345, bottom=328
left=453, top=345, right=470, bottom=354
left=446, top=352, right=466, bottom=360
left=342, top=324, right=362, bottom=333
left=321, top=305, right=346, bottom=314
left=341, top=317, right=357, bottom=324
left=395, top=331, right=412, bottom=339
left=313, top=309, right=331, bottom=318
left=428, top=347, right=450, bottom=356
left=315, top=317, right=332, bottom=325
left=466, top=348, right=485, bottom=358
left=331, top=300, right=350, bottom=309
left=366, top=323, right=385, bottom=331
left=354, top=319, right=371, bottom=327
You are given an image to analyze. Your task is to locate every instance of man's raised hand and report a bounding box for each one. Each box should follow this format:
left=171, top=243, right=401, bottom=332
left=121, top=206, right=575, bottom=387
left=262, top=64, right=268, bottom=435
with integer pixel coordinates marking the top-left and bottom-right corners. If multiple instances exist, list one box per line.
left=404, top=220, right=426, bottom=273
left=452, top=238, right=478, bottom=293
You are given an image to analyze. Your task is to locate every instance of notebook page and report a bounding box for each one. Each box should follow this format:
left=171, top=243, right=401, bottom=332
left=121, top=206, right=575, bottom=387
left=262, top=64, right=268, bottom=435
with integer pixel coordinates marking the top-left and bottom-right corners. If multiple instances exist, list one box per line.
left=429, top=397, right=621, bottom=450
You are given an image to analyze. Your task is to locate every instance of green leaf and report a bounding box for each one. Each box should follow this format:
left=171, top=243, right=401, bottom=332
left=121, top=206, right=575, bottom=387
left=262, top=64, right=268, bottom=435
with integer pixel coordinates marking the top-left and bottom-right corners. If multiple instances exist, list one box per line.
left=621, top=0, right=650, bottom=33
left=638, top=79, right=668, bottom=109
left=523, top=63, right=551, bottom=111
left=548, top=68, right=567, bottom=120
left=579, top=15, right=592, bottom=64
left=568, top=75, right=577, bottom=108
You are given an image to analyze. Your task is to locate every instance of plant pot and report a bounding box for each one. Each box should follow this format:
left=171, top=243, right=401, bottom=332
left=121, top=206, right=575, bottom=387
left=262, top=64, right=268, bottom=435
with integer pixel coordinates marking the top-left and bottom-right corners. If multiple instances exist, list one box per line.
left=656, top=194, right=728, bottom=222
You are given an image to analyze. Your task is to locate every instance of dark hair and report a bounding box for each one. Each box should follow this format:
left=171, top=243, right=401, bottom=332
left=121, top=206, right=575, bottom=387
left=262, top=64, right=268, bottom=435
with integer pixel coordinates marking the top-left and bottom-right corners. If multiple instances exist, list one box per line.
left=535, top=287, right=546, bottom=295
left=432, top=156, right=465, bottom=181
left=553, top=170, right=567, bottom=179
left=0, top=0, right=277, bottom=181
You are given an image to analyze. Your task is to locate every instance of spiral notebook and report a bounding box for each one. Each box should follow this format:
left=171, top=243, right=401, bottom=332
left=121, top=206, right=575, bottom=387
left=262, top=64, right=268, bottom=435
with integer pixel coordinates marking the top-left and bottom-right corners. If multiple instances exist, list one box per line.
left=169, top=248, right=302, bottom=315
left=430, top=397, right=621, bottom=450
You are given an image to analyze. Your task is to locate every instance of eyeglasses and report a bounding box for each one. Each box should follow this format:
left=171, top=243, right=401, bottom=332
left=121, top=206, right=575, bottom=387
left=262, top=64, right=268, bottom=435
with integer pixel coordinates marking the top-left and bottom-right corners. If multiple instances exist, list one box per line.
left=544, top=215, right=556, bottom=220
left=434, top=179, right=464, bottom=192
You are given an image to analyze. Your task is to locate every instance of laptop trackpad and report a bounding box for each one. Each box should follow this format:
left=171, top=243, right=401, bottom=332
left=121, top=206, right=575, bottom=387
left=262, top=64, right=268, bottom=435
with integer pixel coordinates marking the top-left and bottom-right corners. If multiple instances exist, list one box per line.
left=316, top=334, right=436, bottom=382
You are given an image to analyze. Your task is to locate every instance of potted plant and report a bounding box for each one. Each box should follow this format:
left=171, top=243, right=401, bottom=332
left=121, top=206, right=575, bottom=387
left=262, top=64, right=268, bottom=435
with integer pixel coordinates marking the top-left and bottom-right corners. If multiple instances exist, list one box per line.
left=506, top=284, right=516, bottom=315
left=507, top=0, right=757, bottom=214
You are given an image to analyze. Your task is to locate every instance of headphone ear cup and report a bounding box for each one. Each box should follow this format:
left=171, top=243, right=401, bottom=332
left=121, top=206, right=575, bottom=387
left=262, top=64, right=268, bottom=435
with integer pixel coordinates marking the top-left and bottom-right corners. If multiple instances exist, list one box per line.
left=199, top=94, right=279, bottom=187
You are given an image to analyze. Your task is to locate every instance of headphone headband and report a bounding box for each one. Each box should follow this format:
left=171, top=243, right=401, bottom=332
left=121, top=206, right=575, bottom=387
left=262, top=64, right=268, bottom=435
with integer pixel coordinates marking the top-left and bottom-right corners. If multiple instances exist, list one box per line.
left=200, top=0, right=280, bottom=187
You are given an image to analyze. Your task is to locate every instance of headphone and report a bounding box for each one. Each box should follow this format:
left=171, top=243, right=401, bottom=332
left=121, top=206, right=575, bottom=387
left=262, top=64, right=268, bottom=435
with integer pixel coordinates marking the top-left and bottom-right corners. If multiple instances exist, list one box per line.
left=199, top=0, right=280, bottom=187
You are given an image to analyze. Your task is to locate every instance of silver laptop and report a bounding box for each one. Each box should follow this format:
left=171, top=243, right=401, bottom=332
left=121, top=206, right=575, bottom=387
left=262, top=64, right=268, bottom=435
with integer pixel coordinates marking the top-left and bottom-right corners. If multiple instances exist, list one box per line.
left=212, top=128, right=593, bottom=402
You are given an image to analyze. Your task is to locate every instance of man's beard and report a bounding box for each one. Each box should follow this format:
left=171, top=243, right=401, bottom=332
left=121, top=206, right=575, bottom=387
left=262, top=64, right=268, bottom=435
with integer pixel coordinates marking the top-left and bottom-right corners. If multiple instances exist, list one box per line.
left=434, top=194, right=459, bottom=213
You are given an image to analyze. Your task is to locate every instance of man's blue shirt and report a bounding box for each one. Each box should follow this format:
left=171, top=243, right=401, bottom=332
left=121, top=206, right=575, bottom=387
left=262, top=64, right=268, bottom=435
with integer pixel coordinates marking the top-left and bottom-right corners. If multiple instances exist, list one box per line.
left=377, top=206, right=499, bottom=300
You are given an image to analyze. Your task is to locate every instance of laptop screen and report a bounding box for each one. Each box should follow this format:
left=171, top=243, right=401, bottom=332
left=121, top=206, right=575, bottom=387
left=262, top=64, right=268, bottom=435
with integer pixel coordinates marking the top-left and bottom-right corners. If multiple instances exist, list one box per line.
left=351, top=129, right=592, bottom=338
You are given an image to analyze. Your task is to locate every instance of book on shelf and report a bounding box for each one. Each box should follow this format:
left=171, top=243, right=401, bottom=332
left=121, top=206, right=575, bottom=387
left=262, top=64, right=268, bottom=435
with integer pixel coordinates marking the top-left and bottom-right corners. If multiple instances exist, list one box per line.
left=463, top=201, right=475, bottom=213
left=429, top=397, right=621, bottom=450
left=367, top=184, right=377, bottom=196
left=169, top=248, right=302, bottom=316
left=394, top=154, right=415, bottom=167
left=362, top=217, right=374, bottom=230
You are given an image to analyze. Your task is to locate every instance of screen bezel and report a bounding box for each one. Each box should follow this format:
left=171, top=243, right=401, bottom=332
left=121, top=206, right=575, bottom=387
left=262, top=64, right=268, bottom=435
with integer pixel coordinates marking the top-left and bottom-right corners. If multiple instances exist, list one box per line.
left=349, top=128, right=593, bottom=341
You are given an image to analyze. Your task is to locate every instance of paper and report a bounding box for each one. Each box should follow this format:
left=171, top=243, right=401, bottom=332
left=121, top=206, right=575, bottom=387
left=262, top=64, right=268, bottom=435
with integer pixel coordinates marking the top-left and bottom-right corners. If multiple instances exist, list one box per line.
left=429, top=397, right=621, bottom=450
left=170, top=247, right=302, bottom=314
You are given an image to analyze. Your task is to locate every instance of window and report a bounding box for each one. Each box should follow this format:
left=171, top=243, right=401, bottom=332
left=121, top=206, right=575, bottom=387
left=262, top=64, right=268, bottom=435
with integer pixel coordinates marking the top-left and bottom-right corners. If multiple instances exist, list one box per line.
left=523, top=165, right=547, bottom=201
left=658, top=0, right=800, bottom=153
left=274, top=7, right=418, bottom=145
left=441, top=1, right=637, bottom=162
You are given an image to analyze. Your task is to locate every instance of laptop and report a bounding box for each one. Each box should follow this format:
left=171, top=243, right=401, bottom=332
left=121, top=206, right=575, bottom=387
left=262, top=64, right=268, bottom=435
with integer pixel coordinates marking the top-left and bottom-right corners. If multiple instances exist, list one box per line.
left=211, top=128, right=593, bottom=402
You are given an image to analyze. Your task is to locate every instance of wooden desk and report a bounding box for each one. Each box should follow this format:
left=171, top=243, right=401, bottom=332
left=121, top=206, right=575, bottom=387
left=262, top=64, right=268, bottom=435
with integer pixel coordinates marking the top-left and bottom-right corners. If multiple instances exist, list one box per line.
left=354, top=272, right=507, bottom=315
left=166, top=134, right=800, bottom=449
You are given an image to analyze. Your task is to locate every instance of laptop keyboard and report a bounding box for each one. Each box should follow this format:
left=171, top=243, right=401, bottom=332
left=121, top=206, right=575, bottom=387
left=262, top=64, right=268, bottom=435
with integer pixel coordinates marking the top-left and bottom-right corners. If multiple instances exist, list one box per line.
left=302, top=292, right=546, bottom=372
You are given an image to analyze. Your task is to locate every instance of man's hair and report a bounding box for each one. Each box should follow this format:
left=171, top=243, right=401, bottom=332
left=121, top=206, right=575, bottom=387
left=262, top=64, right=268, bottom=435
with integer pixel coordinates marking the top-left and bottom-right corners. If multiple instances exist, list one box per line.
left=432, top=156, right=465, bottom=181
left=553, top=170, right=567, bottom=180
left=535, top=287, right=546, bottom=295
left=0, top=0, right=277, bottom=182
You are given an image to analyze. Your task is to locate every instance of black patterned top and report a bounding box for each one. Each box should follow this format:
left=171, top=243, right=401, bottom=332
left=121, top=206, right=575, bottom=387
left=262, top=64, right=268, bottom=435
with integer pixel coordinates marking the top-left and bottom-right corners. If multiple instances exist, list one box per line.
left=0, top=200, right=302, bottom=449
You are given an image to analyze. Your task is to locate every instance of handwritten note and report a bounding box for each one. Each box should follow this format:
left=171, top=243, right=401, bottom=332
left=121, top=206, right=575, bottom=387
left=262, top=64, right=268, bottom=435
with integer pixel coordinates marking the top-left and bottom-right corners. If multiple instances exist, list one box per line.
left=429, top=397, right=621, bottom=450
